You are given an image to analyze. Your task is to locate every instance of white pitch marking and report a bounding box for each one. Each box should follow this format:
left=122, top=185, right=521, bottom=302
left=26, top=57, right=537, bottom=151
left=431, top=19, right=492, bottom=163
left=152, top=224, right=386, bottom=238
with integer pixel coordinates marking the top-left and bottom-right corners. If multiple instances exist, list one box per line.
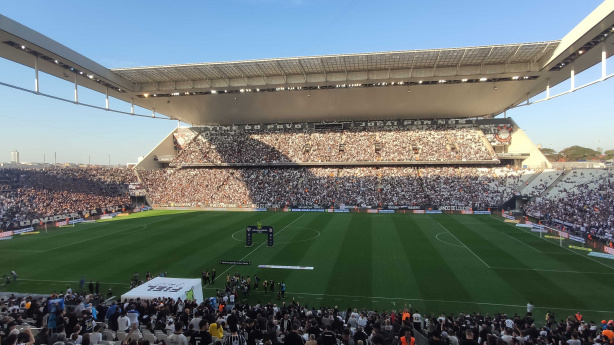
left=435, top=232, right=463, bottom=247
left=438, top=223, right=491, bottom=268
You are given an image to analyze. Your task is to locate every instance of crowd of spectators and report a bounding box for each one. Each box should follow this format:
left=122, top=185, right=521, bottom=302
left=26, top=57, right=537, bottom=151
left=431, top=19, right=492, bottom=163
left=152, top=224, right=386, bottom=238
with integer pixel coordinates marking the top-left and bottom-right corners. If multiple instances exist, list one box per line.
left=0, top=167, right=137, bottom=230
left=141, top=167, right=524, bottom=209
left=171, top=126, right=497, bottom=165
left=2, top=290, right=614, bottom=345
left=523, top=170, right=614, bottom=241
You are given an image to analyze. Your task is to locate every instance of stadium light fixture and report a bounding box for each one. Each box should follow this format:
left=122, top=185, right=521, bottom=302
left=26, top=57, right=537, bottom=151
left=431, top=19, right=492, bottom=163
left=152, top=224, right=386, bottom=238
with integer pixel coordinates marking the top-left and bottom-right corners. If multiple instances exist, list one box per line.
left=461, top=79, right=468, bottom=82
left=418, top=81, right=422, bottom=84
left=578, top=50, right=584, bottom=54
left=512, top=76, right=519, bottom=80
left=211, top=90, right=217, bottom=94
left=523, top=76, right=529, bottom=79
left=240, top=89, right=245, bottom=93
left=21, top=45, right=25, bottom=49
left=143, top=93, right=149, bottom=98
left=479, top=77, right=487, bottom=82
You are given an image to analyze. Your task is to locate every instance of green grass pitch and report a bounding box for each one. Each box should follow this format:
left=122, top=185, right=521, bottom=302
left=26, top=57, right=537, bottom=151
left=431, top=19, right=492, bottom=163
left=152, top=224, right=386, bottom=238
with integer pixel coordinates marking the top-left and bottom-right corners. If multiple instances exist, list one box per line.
left=2, top=210, right=614, bottom=322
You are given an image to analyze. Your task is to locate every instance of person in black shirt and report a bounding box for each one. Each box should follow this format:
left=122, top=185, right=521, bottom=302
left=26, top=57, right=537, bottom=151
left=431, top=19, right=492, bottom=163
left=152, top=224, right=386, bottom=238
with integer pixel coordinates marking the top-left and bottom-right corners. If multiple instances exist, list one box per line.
left=245, top=319, right=262, bottom=345
left=354, top=326, right=368, bottom=345
left=459, top=329, right=479, bottom=345
left=284, top=323, right=305, bottom=345
left=321, top=325, right=337, bottom=345
left=190, top=319, right=212, bottom=345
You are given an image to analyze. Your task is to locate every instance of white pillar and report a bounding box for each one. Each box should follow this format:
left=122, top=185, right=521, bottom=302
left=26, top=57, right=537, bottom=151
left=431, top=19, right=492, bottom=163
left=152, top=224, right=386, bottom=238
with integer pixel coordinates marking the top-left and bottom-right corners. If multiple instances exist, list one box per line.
left=546, top=80, right=550, bottom=98
left=131, top=98, right=134, bottom=114
left=74, top=74, right=79, bottom=103
left=570, top=64, right=575, bottom=90
left=105, top=87, right=109, bottom=109
left=34, top=56, right=39, bottom=93
left=603, top=43, right=607, bottom=79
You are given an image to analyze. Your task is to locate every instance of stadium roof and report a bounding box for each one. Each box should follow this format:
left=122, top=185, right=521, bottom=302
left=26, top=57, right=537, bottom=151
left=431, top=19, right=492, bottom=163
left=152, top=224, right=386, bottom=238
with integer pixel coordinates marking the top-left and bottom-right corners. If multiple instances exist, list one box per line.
left=112, top=42, right=558, bottom=84
left=0, top=1, right=613, bottom=125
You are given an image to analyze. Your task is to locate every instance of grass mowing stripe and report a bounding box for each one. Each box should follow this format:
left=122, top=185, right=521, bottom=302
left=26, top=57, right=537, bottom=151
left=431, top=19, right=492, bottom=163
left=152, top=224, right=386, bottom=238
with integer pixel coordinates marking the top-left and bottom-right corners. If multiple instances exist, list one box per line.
left=371, top=215, right=420, bottom=309
left=324, top=214, right=373, bottom=304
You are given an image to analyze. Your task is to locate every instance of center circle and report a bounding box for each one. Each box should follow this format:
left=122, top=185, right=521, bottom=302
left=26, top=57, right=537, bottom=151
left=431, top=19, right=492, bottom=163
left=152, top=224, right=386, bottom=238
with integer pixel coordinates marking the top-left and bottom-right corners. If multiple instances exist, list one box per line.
left=231, top=226, right=321, bottom=244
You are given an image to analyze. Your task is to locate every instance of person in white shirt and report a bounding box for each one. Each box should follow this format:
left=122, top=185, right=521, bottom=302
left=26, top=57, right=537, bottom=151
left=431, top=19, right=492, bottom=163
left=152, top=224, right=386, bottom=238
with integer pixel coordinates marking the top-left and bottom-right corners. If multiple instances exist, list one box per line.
left=412, top=311, right=423, bottom=331
left=504, top=316, right=514, bottom=329
left=526, top=302, right=534, bottom=315
left=118, top=311, right=131, bottom=332
left=168, top=321, right=189, bottom=345
left=357, top=314, right=368, bottom=328
left=90, top=325, right=103, bottom=345
left=127, top=307, right=140, bottom=328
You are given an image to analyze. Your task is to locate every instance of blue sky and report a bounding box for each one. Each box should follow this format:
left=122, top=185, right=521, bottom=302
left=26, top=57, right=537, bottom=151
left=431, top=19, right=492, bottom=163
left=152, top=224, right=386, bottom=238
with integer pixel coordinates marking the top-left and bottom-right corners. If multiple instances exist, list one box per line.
left=0, top=0, right=612, bottom=164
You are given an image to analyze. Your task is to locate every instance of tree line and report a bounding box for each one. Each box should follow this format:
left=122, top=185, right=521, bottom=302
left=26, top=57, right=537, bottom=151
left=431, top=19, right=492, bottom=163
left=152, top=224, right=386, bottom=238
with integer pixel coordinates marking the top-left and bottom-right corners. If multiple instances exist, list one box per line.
left=539, top=146, right=614, bottom=162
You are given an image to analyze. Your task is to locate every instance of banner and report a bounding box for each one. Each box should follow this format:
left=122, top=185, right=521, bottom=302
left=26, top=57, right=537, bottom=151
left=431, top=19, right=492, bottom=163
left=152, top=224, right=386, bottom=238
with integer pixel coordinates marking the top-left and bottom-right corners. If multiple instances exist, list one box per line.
left=504, top=219, right=519, bottom=223
left=253, top=208, right=267, bottom=212
left=0, top=236, right=13, bottom=240
left=291, top=208, right=325, bottom=212
left=461, top=210, right=474, bottom=215
left=367, top=209, right=379, bottom=213
left=13, top=227, right=35, bottom=235
left=219, top=260, right=251, bottom=265
left=568, top=245, right=591, bottom=251
left=0, top=231, right=14, bottom=238
left=589, top=252, right=614, bottom=260
left=505, top=215, right=516, bottom=220
left=413, top=210, right=425, bottom=214
left=425, top=210, right=443, bottom=214
left=531, top=224, right=544, bottom=230
left=553, top=218, right=576, bottom=228
left=99, top=214, right=115, bottom=220
left=19, top=205, right=125, bottom=226
left=438, top=206, right=472, bottom=211
left=378, top=210, right=395, bottom=214
left=257, top=265, right=314, bottom=270
left=516, top=224, right=532, bottom=228
left=558, top=231, right=569, bottom=239
left=545, top=235, right=562, bottom=240
left=604, top=246, right=614, bottom=256
left=531, top=229, right=547, bottom=233
left=473, top=211, right=491, bottom=215
left=568, top=235, right=585, bottom=244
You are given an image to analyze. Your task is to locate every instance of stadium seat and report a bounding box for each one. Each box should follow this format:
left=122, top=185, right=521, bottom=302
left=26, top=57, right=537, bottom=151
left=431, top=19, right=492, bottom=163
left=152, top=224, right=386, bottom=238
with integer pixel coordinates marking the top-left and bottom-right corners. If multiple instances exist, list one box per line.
left=143, top=332, right=156, bottom=343
left=103, top=330, right=116, bottom=341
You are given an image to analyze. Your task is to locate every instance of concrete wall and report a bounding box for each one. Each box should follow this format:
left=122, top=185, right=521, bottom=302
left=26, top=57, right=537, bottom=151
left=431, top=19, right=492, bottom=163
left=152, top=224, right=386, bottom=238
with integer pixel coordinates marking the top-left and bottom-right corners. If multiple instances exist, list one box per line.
left=507, top=127, right=552, bottom=169
left=134, top=129, right=178, bottom=170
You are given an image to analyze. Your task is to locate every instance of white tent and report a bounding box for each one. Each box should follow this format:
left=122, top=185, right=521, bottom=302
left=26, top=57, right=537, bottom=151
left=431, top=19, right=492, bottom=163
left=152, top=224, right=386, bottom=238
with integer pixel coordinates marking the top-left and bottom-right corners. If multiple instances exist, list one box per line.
left=121, top=277, right=203, bottom=304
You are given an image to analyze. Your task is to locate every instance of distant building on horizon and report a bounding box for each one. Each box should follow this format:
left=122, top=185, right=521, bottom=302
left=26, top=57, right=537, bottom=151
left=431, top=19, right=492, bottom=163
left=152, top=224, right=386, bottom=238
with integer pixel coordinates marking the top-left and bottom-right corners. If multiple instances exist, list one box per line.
left=10, top=150, right=19, bottom=164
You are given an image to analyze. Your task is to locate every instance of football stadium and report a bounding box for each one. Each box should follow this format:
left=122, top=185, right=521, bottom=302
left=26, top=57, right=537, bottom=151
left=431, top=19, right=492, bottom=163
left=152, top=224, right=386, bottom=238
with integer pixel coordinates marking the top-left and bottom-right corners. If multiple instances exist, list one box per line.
left=1, top=2, right=614, bottom=345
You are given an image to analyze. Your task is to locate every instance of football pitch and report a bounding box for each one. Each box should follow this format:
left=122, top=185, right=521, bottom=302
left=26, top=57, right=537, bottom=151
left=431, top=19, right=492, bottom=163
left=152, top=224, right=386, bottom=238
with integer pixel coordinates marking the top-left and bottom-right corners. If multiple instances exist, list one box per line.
left=2, top=210, right=614, bottom=322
